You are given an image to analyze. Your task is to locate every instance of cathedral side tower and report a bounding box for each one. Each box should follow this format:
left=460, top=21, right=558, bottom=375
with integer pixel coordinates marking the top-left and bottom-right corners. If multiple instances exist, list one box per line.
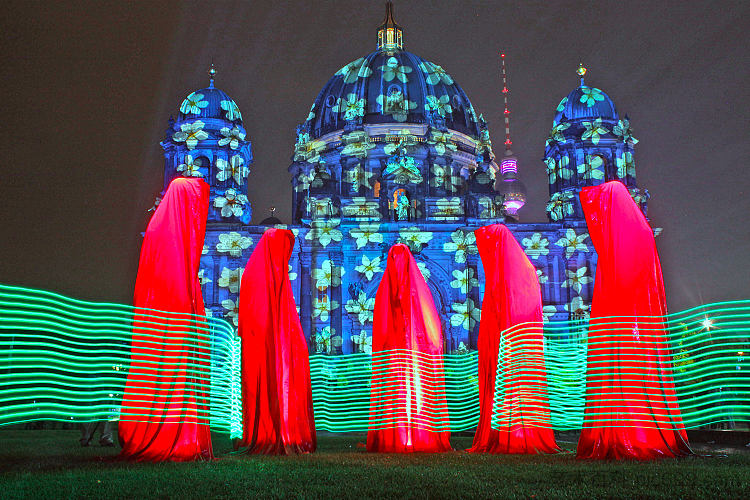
left=544, top=64, right=646, bottom=222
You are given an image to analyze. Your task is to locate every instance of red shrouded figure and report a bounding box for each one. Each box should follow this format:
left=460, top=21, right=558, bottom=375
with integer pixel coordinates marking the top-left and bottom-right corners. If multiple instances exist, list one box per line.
left=367, top=244, right=452, bottom=453
left=237, top=228, right=316, bottom=454
left=119, top=177, right=213, bottom=461
left=468, top=224, right=559, bottom=454
left=577, top=181, right=691, bottom=460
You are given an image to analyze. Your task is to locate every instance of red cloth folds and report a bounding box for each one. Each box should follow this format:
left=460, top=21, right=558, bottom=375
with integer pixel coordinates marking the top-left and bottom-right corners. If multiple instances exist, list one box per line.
left=119, top=177, right=213, bottom=462
left=237, top=228, right=316, bottom=454
left=468, top=224, right=559, bottom=454
left=367, top=244, right=452, bottom=453
left=577, top=181, right=690, bottom=460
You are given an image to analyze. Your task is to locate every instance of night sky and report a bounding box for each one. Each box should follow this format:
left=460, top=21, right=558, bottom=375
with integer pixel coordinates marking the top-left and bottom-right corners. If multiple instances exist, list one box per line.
left=1, top=0, right=748, bottom=312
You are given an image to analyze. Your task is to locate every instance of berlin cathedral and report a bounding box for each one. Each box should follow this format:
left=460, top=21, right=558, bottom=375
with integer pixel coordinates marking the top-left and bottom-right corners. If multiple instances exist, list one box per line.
left=154, top=3, right=648, bottom=355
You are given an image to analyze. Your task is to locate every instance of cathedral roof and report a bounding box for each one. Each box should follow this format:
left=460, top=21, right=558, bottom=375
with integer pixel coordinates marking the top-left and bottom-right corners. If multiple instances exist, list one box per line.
left=176, top=67, right=243, bottom=125
left=302, top=49, right=484, bottom=139
left=553, top=84, right=618, bottom=123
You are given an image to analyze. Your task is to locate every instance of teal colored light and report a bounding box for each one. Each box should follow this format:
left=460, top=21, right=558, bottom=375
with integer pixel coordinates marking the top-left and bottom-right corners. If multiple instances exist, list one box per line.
left=1, top=284, right=748, bottom=435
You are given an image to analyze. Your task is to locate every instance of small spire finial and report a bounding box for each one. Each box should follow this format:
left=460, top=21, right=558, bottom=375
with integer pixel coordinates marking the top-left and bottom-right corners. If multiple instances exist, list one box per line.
left=208, top=62, right=216, bottom=88
left=576, top=62, right=586, bottom=85
left=377, top=1, right=403, bottom=51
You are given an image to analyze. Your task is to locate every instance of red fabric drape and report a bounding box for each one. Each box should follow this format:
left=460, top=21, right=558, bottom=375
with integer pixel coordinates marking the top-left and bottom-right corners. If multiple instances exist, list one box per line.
left=237, top=228, right=316, bottom=454
left=577, top=181, right=690, bottom=460
left=119, top=177, right=213, bottom=462
left=367, top=244, right=452, bottom=453
left=468, top=224, right=559, bottom=454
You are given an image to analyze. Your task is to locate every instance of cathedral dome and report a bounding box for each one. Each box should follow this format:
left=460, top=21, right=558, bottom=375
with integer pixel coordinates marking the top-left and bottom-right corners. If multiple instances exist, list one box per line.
left=176, top=66, right=243, bottom=124
left=303, top=49, right=483, bottom=139
left=553, top=85, right=618, bottom=123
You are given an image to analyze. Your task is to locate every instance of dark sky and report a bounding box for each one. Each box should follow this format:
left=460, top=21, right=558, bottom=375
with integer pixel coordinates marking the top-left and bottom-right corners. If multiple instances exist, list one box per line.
left=1, top=0, right=748, bottom=312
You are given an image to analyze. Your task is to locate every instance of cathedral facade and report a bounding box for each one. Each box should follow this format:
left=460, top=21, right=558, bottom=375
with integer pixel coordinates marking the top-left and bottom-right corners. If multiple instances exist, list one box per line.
left=155, top=4, right=648, bottom=355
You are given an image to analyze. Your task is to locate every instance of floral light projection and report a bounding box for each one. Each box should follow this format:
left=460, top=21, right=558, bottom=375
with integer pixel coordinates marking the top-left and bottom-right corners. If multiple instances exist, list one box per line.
left=430, top=164, right=461, bottom=193
left=581, top=118, right=609, bottom=145
left=220, top=99, right=242, bottom=121
left=542, top=304, right=558, bottom=322
left=555, top=228, right=590, bottom=259
left=352, top=330, right=373, bottom=354
left=215, top=155, right=248, bottom=185
left=315, top=326, right=335, bottom=354
left=379, top=56, right=412, bottom=83
left=577, top=155, right=605, bottom=181
left=613, top=118, right=638, bottom=146
left=213, top=189, right=248, bottom=218
left=450, top=268, right=479, bottom=294
left=349, top=223, right=384, bottom=249
left=197, top=268, right=212, bottom=286
left=579, top=87, right=605, bottom=107
left=521, top=233, right=550, bottom=260
left=416, top=262, right=431, bottom=280
left=376, top=90, right=417, bottom=122
left=398, top=226, right=433, bottom=251
left=333, top=93, right=366, bottom=121
left=546, top=156, right=573, bottom=185
left=450, top=298, right=481, bottom=331
left=217, top=267, right=243, bottom=294
left=562, top=267, right=593, bottom=294
left=443, top=229, right=477, bottom=263
left=180, top=92, right=208, bottom=115
left=419, top=61, right=453, bottom=85
left=341, top=131, right=375, bottom=160
left=343, top=197, right=380, bottom=219
left=345, top=291, right=376, bottom=325
left=335, top=57, right=373, bottom=84
left=173, top=120, right=208, bottom=150
left=546, top=121, right=571, bottom=147
left=546, top=191, right=576, bottom=221
left=616, top=151, right=636, bottom=179
left=427, top=130, right=457, bottom=155
left=425, top=94, right=452, bottom=117
left=221, top=298, right=239, bottom=326
left=177, top=155, right=204, bottom=177
left=216, top=231, right=252, bottom=257
left=294, top=132, right=326, bottom=163
left=218, top=126, right=245, bottom=150
left=536, top=268, right=548, bottom=284
left=313, top=297, right=339, bottom=322
left=305, top=219, right=343, bottom=248
left=312, top=260, right=345, bottom=290
left=344, top=164, right=376, bottom=193
left=355, top=255, right=383, bottom=281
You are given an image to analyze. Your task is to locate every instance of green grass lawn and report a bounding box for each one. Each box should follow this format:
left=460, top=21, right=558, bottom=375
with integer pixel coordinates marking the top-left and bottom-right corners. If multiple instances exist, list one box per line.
left=0, top=430, right=748, bottom=499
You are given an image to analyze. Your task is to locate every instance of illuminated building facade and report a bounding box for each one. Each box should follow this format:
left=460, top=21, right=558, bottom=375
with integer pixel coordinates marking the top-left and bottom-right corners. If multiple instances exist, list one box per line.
left=156, top=3, right=649, bottom=354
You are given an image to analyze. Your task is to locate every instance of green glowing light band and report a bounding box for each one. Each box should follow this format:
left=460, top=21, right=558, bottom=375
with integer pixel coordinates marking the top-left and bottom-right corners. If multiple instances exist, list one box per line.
left=1, top=284, right=747, bottom=435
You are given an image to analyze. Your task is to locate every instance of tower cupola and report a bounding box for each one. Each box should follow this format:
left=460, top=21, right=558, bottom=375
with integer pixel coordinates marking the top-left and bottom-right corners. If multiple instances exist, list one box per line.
left=377, top=2, right=403, bottom=51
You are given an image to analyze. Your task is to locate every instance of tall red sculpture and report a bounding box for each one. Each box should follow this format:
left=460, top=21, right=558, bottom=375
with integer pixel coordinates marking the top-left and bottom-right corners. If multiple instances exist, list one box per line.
left=577, top=181, right=691, bottom=460
left=119, top=177, right=213, bottom=461
left=237, top=228, right=316, bottom=454
left=367, top=244, right=452, bottom=453
left=468, top=224, right=559, bottom=454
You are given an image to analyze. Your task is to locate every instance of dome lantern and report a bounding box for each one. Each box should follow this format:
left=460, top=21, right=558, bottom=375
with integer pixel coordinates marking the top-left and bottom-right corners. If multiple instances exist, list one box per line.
left=377, top=1, right=403, bottom=52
